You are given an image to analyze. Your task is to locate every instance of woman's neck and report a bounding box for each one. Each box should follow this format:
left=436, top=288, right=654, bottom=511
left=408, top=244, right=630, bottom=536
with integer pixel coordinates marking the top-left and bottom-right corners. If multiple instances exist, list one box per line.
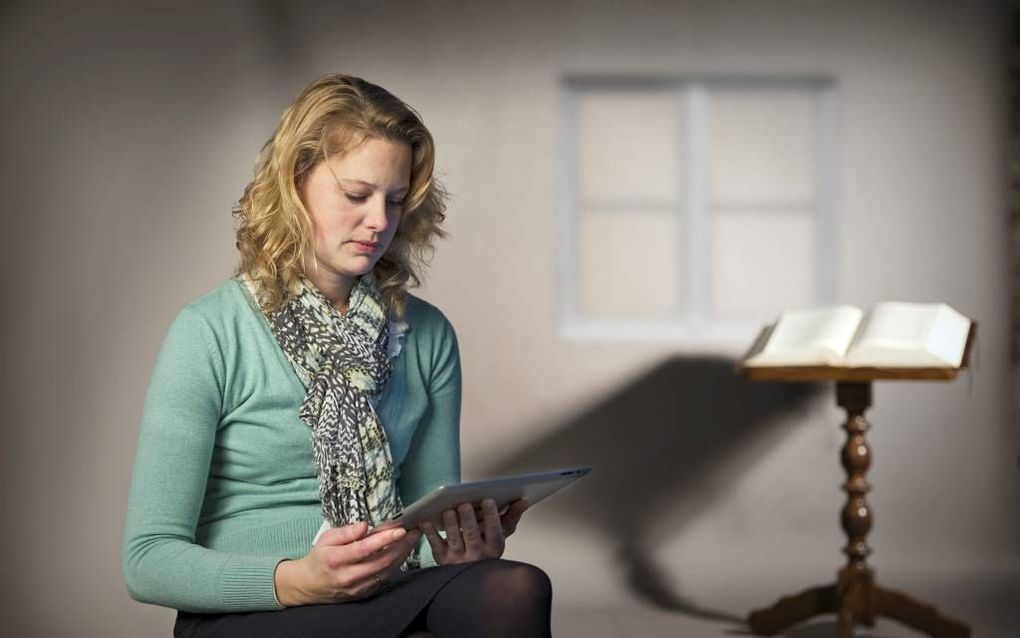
left=305, top=267, right=356, bottom=314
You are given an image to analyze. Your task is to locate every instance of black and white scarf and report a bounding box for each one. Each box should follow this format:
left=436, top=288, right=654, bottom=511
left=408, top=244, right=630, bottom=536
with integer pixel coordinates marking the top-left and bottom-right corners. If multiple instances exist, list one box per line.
left=242, top=272, right=414, bottom=565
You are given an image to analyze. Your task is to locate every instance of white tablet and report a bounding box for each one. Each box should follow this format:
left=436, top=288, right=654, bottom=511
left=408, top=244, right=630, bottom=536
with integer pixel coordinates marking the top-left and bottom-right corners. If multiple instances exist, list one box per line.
left=312, top=466, right=592, bottom=545
left=386, top=466, right=592, bottom=530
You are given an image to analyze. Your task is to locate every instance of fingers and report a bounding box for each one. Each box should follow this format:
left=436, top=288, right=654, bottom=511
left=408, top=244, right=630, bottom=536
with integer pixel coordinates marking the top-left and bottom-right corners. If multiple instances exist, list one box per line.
left=421, top=520, right=446, bottom=561
left=442, top=508, right=463, bottom=554
left=304, top=522, right=421, bottom=603
left=481, top=499, right=502, bottom=538
left=318, top=521, right=370, bottom=547
left=457, top=503, right=484, bottom=552
left=422, top=502, right=510, bottom=566
left=500, top=499, right=529, bottom=537
left=347, top=529, right=420, bottom=577
left=331, top=529, right=421, bottom=597
left=368, top=519, right=403, bottom=534
left=325, top=526, right=407, bottom=567
left=480, top=499, right=506, bottom=554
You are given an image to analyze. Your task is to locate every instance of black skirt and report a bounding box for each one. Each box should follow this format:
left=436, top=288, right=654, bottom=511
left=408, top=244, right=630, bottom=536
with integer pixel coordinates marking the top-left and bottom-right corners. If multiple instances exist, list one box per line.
left=173, top=562, right=479, bottom=638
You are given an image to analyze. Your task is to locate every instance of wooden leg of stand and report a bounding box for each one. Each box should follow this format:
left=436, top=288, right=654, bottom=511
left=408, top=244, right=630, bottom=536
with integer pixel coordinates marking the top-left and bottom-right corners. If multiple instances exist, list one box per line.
left=747, top=583, right=838, bottom=636
left=747, top=382, right=972, bottom=637
left=876, top=585, right=971, bottom=638
left=836, top=382, right=876, bottom=638
left=835, top=565, right=877, bottom=637
left=747, top=383, right=876, bottom=637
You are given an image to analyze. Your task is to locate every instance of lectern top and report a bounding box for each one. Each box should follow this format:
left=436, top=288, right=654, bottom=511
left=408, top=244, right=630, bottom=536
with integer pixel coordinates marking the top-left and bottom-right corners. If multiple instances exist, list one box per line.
left=736, top=322, right=977, bottom=382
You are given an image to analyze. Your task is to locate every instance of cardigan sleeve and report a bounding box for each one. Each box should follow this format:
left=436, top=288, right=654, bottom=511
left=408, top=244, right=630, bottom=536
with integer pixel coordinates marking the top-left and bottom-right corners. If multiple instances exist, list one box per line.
left=396, top=302, right=463, bottom=567
left=121, top=307, right=286, bottom=613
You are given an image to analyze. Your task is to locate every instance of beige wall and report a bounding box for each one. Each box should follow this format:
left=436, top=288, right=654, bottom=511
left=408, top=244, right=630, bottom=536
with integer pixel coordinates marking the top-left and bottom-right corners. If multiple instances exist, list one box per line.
left=1, top=1, right=1015, bottom=636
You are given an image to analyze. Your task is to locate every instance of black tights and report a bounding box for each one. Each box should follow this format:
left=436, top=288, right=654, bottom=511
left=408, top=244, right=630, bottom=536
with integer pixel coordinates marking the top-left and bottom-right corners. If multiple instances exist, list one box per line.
left=401, top=559, right=552, bottom=638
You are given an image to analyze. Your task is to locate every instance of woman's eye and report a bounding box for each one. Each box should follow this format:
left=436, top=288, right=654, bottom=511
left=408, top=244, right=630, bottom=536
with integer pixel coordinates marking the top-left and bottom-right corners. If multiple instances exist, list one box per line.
left=344, top=192, right=404, bottom=207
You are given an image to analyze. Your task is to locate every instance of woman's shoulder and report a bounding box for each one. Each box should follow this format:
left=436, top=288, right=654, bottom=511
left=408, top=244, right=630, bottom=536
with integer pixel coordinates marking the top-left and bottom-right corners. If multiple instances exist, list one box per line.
left=404, top=292, right=456, bottom=338
left=165, top=277, right=260, bottom=341
left=402, top=293, right=459, bottom=367
left=183, top=277, right=252, bottom=314
left=402, top=293, right=460, bottom=382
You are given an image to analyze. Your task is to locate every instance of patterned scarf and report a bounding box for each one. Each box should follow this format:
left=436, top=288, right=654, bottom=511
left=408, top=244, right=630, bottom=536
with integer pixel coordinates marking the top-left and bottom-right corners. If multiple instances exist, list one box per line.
left=241, top=272, right=415, bottom=566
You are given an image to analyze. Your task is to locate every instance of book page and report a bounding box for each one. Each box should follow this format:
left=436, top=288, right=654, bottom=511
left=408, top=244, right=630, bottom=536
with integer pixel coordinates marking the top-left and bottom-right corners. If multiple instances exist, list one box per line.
left=745, top=306, right=863, bottom=366
left=926, top=304, right=971, bottom=367
left=845, top=302, right=970, bottom=367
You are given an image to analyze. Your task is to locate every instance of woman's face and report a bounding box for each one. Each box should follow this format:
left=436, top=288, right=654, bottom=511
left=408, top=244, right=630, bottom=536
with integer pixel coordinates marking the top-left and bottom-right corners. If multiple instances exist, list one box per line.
left=299, top=136, right=411, bottom=301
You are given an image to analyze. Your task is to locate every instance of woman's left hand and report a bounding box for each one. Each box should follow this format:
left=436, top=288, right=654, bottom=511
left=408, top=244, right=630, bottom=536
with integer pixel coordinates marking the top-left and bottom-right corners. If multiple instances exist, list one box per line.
left=419, top=498, right=529, bottom=565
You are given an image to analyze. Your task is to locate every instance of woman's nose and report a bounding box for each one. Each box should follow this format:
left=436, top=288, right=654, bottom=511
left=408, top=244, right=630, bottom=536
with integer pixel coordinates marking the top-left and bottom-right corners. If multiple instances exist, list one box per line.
left=364, top=196, right=390, bottom=232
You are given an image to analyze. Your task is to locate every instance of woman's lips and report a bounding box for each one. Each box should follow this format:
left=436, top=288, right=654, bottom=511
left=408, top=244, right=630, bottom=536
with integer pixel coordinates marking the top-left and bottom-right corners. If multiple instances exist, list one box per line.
left=351, top=241, right=379, bottom=252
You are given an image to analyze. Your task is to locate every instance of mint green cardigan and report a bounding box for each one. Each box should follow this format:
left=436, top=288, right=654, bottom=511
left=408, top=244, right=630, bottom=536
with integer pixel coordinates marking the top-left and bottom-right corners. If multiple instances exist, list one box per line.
left=121, top=278, right=461, bottom=613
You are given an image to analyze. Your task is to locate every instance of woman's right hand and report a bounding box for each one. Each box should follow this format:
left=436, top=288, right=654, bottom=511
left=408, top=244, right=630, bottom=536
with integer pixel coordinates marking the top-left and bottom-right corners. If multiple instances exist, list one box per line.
left=273, top=521, right=421, bottom=606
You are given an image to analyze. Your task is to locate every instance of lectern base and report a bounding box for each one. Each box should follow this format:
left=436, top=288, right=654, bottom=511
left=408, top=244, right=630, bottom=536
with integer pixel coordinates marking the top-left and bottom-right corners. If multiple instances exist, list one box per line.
left=747, top=567, right=970, bottom=638
left=738, top=344, right=978, bottom=638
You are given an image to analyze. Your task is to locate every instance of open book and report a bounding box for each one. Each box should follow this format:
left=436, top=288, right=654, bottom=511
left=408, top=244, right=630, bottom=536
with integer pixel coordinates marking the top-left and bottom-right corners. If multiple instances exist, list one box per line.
left=743, top=302, right=972, bottom=368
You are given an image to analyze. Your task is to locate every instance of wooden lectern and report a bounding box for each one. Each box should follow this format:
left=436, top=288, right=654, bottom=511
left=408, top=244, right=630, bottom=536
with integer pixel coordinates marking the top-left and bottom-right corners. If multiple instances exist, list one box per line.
left=736, top=323, right=977, bottom=638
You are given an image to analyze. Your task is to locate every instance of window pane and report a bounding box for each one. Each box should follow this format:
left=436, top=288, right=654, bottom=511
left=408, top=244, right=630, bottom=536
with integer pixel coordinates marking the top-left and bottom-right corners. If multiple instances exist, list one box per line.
left=578, top=212, right=681, bottom=318
left=709, top=91, right=818, bottom=204
left=577, top=93, right=682, bottom=205
left=711, top=211, right=815, bottom=320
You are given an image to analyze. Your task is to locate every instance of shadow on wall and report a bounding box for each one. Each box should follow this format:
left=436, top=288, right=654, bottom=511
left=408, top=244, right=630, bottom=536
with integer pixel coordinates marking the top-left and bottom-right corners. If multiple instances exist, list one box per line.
left=726, top=619, right=901, bottom=638
left=487, top=356, right=824, bottom=624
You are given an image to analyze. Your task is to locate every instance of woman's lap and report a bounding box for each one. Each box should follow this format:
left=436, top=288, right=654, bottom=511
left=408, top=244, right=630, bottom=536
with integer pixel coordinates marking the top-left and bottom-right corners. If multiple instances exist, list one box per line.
left=173, top=562, right=478, bottom=638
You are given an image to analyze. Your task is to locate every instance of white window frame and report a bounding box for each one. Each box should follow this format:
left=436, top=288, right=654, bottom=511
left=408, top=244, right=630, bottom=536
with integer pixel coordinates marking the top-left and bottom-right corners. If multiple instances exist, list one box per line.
left=556, top=74, right=839, bottom=349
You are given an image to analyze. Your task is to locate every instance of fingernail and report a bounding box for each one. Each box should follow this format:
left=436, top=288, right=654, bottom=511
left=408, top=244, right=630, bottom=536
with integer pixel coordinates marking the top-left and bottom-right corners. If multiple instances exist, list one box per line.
left=391, top=528, right=406, bottom=540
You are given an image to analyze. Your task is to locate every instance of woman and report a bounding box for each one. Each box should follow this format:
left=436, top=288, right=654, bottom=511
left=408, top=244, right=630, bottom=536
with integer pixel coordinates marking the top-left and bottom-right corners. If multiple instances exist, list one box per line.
left=122, top=74, right=552, bottom=637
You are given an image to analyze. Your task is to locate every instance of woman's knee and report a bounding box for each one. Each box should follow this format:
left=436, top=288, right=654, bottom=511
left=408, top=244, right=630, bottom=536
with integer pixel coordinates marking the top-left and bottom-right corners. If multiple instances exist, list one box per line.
left=426, top=560, right=553, bottom=636
left=478, top=559, right=553, bottom=605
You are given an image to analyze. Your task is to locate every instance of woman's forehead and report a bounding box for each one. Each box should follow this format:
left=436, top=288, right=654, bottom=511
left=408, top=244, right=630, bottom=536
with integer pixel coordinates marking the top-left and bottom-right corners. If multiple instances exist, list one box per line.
left=323, top=137, right=411, bottom=190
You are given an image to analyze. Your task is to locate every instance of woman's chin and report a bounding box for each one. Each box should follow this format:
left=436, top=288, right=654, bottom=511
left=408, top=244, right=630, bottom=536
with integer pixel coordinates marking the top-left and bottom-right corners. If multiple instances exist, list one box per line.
left=318, top=257, right=377, bottom=278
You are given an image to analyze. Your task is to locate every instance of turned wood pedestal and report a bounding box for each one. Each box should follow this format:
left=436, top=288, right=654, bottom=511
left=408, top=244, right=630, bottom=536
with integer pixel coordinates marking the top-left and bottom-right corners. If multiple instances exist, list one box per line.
left=745, top=381, right=970, bottom=638
left=739, top=324, right=976, bottom=637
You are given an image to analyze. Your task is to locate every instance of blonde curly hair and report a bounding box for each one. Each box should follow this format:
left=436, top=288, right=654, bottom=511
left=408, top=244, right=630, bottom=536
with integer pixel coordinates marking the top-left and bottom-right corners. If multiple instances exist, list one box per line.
left=233, top=73, right=448, bottom=319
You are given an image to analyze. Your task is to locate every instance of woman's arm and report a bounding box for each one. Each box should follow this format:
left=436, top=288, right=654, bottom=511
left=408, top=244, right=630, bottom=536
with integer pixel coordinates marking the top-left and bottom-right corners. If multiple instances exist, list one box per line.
left=273, top=521, right=421, bottom=606
left=397, top=302, right=530, bottom=566
left=121, top=307, right=285, bottom=613
left=396, top=303, right=462, bottom=567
